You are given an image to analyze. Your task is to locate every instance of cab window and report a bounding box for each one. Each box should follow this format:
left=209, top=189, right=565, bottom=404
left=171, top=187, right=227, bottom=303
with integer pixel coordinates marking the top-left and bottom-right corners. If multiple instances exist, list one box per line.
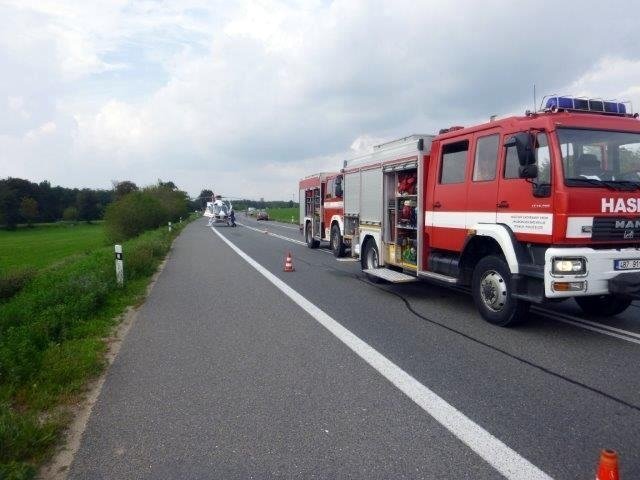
left=440, top=140, right=469, bottom=184
left=325, top=179, right=333, bottom=199
left=472, top=134, right=499, bottom=181
left=334, top=175, right=343, bottom=197
left=504, top=132, right=551, bottom=184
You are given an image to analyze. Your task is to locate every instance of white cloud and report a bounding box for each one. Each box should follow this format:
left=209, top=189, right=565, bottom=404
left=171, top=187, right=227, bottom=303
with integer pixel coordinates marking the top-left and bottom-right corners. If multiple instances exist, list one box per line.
left=2, top=0, right=640, bottom=198
left=567, top=57, right=640, bottom=111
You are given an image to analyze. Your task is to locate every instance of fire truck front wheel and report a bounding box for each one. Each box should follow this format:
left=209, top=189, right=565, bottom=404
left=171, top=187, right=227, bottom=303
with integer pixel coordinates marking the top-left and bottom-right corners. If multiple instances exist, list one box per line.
left=331, top=224, right=345, bottom=257
left=305, top=222, right=319, bottom=249
left=472, top=255, right=530, bottom=327
left=574, top=295, right=632, bottom=317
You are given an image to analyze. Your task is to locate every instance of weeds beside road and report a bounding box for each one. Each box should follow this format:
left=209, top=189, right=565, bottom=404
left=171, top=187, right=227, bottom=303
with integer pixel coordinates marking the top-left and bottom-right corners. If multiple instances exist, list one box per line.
left=0, top=216, right=195, bottom=479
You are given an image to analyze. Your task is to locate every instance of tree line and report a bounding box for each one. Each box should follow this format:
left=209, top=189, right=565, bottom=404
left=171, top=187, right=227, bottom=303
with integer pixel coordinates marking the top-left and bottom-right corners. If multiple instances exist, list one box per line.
left=0, top=177, right=192, bottom=230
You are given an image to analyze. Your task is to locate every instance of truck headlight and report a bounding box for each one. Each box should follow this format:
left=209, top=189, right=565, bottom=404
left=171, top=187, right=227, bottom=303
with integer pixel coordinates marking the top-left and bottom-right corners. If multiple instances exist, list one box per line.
left=552, top=257, right=586, bottom=275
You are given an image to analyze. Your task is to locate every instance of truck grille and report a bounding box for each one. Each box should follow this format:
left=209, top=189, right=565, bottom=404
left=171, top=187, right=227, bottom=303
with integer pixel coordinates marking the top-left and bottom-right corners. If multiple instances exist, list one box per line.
left=592, top=216, right=640, bottom=241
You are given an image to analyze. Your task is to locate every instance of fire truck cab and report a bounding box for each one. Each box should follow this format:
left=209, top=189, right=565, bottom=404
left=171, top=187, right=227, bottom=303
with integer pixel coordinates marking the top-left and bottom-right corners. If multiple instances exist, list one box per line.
left=343, top=97, right=640, bottom=325
left=299, top=172, right=347, bottom=256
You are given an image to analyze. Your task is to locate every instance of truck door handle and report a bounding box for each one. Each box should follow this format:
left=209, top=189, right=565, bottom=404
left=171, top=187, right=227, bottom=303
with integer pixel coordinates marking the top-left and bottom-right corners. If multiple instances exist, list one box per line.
left=497, top=200, right=509, bottom=208
left=433, top=201, right=442, bottom=208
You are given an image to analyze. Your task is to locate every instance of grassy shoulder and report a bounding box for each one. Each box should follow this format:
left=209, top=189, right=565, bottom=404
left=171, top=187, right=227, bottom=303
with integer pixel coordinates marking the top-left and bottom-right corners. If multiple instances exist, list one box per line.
left=0, top=215, right=196, bottom=479
left=265, top=207, right=298, bottom=223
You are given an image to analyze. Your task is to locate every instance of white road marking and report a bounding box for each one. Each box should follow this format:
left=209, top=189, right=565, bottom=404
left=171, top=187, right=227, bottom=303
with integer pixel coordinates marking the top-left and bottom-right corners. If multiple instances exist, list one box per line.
left=533, top=307, right=640, bottom=345
left=209, top=226, right=551, bottom=480
left=236, top=221, right=333, bottom=255
left=243, top=218, right=299, bottom=230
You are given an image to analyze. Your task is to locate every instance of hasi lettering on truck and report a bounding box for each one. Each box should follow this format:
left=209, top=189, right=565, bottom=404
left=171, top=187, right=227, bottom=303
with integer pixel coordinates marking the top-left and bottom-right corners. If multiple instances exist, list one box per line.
left=601, top=197, right=640, bottom=213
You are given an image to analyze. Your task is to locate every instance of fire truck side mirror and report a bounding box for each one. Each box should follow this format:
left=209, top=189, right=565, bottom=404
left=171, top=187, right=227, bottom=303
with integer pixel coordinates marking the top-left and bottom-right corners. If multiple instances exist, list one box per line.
left=505, top=132, right=536, bottom=166
left=518, top=164, right=538, bottom=179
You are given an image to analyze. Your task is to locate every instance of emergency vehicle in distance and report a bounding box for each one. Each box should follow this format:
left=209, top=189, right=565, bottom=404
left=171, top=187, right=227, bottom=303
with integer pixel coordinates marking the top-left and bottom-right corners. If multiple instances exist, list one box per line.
left=300, top=95, right=640, bottom=326
left=299, top=172, right=347, bottom=256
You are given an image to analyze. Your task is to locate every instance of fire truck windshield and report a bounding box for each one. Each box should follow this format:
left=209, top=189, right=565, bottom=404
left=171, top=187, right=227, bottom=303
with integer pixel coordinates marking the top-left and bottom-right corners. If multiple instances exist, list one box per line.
left=557, top=128, right=640, bottom=190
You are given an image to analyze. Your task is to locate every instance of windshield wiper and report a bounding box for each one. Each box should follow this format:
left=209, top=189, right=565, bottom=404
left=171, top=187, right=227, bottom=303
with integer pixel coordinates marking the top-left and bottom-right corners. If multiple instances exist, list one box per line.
left=565, top=177, right=616, bottom=189
left=608, top=180, right=640, bottom=191
left=565, top=177, right=639, bottom=191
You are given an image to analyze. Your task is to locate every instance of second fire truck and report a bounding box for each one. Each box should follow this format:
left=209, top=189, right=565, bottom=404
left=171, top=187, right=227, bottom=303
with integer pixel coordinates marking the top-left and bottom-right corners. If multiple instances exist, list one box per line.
left=301, top=96, right=640, bottom=326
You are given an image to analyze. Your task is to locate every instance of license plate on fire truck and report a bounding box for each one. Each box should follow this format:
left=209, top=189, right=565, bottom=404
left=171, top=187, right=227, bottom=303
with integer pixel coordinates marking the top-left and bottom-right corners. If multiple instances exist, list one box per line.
left=614, top=259, right=640, bottom=270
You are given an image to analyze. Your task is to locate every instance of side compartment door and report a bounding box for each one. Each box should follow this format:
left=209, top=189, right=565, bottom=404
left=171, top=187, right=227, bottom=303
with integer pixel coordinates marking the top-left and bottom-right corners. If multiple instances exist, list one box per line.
left=429, top=138, right=471, bottom=251
left=465, top=132, right=500, bottom=227
left=497, top=132, right=554, bottom=243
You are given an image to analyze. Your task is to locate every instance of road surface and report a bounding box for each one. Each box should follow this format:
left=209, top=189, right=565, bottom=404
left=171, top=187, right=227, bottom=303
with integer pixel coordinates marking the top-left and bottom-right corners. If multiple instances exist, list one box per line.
left=68, top=217, right=640, bottom=479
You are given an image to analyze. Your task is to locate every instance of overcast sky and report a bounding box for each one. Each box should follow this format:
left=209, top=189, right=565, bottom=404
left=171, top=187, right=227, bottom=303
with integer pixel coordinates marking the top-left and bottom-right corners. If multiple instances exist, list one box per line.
left=2, top=0, right=640, bottom=200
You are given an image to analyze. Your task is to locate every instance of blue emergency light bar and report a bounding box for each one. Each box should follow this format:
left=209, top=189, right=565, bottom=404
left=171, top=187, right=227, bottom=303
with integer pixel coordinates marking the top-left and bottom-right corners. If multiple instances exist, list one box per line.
left=543, top=95, right=630, bottom=115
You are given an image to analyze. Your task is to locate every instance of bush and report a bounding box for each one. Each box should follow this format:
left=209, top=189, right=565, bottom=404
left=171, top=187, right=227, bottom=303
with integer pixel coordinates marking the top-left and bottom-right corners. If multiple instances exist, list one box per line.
left=0, top=268, right=35, bottom=301
left=104, top=186, right=189, bottom=243
left=62, top=206, right=79, bottom=223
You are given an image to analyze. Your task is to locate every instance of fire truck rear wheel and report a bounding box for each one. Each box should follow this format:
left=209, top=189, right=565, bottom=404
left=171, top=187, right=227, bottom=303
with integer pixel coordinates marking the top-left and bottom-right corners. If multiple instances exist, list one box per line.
left=472, top=255, right=530, bottom=327
left=331, top=224, right=345, bottom=257
left=574, top=295, right=632, bottom=317
left=305, top=222, right=319, bottom=249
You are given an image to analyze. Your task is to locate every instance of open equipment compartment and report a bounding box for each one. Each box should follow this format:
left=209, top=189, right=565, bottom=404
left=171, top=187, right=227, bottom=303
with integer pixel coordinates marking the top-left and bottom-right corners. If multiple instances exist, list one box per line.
left=383, top=164, right=418, bottom=270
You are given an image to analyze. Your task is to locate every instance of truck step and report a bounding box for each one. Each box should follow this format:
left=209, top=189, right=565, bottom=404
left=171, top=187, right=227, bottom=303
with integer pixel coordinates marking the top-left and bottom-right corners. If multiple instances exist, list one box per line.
left=363, top=268, right=417, bottom=283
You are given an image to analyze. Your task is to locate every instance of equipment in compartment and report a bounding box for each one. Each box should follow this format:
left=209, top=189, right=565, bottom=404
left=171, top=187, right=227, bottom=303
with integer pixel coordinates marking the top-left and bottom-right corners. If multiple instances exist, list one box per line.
left=398, top=198, right=417, bottom=228
left=397, top=171, right=417, bottom=195
left=399, top=234, right=417, bottom=266
left=383, top=165, right=418, bottom=270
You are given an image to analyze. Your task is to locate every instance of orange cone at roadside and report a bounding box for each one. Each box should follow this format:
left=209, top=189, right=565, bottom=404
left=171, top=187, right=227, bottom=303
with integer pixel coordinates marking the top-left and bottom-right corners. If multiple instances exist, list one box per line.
left=284, top=251, right=295, bottom=272
left=596, top=449, right=619, bottom=480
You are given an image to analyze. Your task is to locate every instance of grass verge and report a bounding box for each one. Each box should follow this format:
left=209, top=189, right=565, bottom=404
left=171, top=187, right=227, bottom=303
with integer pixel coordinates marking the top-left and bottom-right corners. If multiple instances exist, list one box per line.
left=0, top=215, right=195, bottom=479
left=265, top=207, right=298, bottom=224
left=0, top=223, right=106, bottom=272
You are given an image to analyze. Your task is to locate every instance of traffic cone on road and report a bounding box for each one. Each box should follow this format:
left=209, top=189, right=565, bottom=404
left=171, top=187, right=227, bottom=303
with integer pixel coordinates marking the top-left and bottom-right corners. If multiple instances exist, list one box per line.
left=283, top=251, right=295, bottom=272
left=596, top=449, right=619, bottom=480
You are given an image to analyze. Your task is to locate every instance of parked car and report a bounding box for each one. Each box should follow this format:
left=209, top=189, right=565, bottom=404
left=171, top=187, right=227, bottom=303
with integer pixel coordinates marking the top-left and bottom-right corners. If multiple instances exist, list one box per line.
left=256, top=210, right=269, bottom=221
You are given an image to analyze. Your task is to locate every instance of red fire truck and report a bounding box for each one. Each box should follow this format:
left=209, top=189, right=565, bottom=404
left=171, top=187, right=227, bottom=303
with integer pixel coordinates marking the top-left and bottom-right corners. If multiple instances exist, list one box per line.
left=336, top=96, right=640, bottom=326
left=299, top=172, right=347, bottom=256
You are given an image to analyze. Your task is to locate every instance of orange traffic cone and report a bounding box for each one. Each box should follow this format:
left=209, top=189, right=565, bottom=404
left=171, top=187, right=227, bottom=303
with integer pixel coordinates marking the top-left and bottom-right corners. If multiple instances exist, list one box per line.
left=596, top=449, right=619, bottom=480
left=283, top=251, right=295, bottom=272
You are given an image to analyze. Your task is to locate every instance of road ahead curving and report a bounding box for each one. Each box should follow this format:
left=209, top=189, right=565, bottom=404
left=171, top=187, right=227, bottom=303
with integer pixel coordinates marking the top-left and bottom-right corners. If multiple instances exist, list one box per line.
left=68, top=218, right=640, bottom=479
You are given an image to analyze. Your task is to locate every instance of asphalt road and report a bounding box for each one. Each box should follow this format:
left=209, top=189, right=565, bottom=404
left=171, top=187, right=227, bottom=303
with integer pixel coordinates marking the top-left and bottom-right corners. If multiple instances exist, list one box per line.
left=68, top=217, right=640, bottom=479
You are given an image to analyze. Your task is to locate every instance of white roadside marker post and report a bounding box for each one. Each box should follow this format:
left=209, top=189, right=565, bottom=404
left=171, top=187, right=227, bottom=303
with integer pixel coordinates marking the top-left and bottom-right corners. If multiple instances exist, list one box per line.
left=168, top=221, right=172, bottom=232
left=179, top=216, right=182, bottom=224
left=115, top=244, right=124, bottom=286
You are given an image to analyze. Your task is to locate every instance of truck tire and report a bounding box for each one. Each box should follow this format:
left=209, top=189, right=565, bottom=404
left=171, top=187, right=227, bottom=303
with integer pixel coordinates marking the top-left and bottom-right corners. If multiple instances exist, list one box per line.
left=305, top=222, right=319, bottom=249
left=472, top=255, right=530, bottom=326
left=361, top=239, right=383, bottom=283
left=575, top=295, right=632, bottom=317
left=361, top=239, right=380, bottom=270
left=331, top=224, right=345, bottom=257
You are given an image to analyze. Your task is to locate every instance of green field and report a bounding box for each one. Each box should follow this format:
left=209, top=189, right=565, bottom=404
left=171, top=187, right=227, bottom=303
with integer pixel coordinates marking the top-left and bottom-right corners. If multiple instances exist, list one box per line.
left=0, top=223, right=106, bottom=271
left=266, top=207, right=299, bottom=224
